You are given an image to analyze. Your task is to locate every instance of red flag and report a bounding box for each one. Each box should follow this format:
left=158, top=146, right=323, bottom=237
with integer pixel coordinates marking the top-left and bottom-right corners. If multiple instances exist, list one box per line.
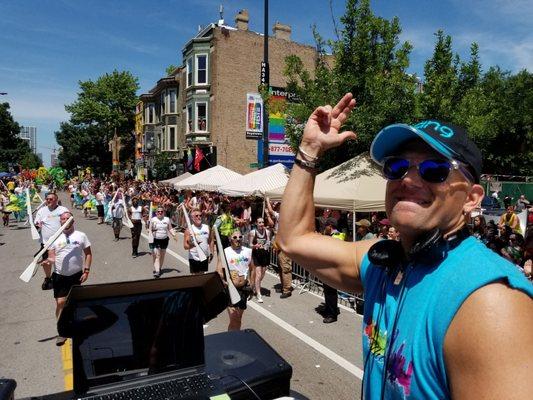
left=194, top=146, right=205, bottom=172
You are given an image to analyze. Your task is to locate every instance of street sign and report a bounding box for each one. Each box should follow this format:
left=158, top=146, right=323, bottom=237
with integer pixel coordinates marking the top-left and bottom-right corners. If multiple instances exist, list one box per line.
left=249, top=162, right=260, bottom=168
left=246, top=131, right=262, bottom=140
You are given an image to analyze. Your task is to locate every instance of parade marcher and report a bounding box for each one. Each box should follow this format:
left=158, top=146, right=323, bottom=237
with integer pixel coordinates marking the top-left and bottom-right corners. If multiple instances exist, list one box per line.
left=183, top=208, right=214, bottom=274
left=249, top=217, right=271, bottom=302
left=129, top=197, right=143, bottom=258
left=95, top=188, right=105, bottom=224
left=216, top=229, right=255, bottom=331
left=150, top=207, right=176, bottom=278
left=41, top=211, right=92, bottom=346
left=277, top=93, right=532, bottom=399
left=110, top=190, right=126, bottom=241
left=34, top=192, right=69, bottom=290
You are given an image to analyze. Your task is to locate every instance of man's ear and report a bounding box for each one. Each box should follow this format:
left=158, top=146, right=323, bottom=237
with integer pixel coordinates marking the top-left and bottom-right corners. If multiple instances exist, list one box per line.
left=464, top=184, right=485, bottom=214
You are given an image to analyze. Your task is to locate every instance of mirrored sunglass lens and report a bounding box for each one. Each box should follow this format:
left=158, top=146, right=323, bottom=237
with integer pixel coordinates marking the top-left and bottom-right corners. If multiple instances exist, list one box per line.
left=419, top=160, right=451, bottom=183
left=383, top=158, right=409, bottom=180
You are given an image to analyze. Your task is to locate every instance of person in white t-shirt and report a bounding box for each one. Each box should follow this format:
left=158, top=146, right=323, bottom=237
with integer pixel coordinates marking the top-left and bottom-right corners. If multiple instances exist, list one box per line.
left=183, top=208, right=214, bottom=274
left=110, top=190, right=126, bottom=241
left=150, top=207, right=176, bottom=278
left=129, top=197, right=144, bottom=258
left=41, top=211, right=92, bottom=346
left=34, top=192, right=70, bottom=291
left=217, top=229, right=255, bottom=331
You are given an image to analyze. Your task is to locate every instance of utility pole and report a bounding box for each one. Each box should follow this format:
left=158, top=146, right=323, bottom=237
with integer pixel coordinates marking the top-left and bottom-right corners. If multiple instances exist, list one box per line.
left=261, top=0, right=269, bottom=168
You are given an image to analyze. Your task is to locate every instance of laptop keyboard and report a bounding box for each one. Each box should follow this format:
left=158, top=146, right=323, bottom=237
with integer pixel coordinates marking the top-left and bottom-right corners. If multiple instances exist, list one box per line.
left=83, top=373, right=219, bottom=400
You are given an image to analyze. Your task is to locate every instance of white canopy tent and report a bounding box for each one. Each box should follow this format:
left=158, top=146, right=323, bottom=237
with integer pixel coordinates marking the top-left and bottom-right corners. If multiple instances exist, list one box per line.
left=159, top=172, right=193, bottom=186
left=266, top=153, right=387, bottom=212
left=174, top=165, right=243, bottom=192
left=218, top=163, right=290, bottom=197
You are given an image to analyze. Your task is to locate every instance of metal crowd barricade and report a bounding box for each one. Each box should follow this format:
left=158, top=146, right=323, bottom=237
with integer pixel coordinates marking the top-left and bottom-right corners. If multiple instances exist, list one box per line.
left=268, top=249, right=364, bottom=312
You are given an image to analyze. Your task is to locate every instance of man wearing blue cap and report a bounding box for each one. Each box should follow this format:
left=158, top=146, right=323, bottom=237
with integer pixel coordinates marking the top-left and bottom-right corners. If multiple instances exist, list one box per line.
left=277, top=93, right=532, bottom=399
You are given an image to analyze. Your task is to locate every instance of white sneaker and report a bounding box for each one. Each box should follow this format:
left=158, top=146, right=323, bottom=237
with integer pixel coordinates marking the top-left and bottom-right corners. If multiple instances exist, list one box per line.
left=256, top=293, right=263, bottom=303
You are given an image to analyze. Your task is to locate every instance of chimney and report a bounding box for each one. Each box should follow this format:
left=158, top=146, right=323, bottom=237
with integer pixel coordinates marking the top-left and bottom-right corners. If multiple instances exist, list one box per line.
left=273, top=22, right=291, bottom=41
left=235, top=9, right=249, bottom=31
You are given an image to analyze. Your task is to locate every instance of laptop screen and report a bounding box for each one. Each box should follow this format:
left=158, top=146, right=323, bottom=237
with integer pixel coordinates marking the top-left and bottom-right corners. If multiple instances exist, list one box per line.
left=71, top=287, right=205, bottom=392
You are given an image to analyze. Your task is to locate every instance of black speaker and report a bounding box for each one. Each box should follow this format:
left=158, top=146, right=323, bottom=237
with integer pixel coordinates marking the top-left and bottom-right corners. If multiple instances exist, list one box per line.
left=205, top=329, right=292, bottom=400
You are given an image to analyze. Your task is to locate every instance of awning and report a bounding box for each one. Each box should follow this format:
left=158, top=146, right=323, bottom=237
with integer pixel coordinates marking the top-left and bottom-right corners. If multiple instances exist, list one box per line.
left=265, top=153, right=386, bottom=212
left=218, top=163, right=290, bottom=197
left=175, top=165, right=242, bottom=192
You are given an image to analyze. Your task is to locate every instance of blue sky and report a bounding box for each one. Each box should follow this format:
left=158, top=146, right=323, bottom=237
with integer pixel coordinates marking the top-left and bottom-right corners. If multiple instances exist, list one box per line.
left=1, top=0, right=531, bottom=166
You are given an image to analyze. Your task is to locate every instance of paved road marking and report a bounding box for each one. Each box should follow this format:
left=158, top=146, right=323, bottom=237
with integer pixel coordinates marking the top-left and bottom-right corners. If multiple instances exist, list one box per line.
left=61, top=339, right=73, bottom=390
left=247, top=301, right=364, bottom=380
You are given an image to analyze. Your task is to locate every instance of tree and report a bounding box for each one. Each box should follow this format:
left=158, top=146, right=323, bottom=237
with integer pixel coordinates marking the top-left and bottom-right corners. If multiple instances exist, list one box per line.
left=453, top=68, right=532, bottom=175
left=417, top=30, right=459, bottom=121
left=166, top=64, right=179, bottom=76
left=0, top=102, right=39, bottom=171
left=56, top=122, right=111, bottom=174
left=152, top=152, right=176, bottom=181
left=59, top=70, right=139, bottom=172
left=284, top=0, right=417, bottom=170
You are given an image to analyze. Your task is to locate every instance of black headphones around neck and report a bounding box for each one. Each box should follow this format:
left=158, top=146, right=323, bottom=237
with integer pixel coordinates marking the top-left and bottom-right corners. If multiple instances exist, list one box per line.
left=368, top=225, right=471, bottom=273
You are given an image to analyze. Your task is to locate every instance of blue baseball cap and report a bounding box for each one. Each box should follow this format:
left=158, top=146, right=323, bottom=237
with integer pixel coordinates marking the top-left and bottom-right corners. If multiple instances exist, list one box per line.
left=370, top=120, right=482, bottom=182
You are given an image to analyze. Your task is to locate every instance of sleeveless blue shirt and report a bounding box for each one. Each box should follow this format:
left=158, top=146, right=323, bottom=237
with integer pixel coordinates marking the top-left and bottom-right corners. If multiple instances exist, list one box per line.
left=360, top=236, right=533, bottom=399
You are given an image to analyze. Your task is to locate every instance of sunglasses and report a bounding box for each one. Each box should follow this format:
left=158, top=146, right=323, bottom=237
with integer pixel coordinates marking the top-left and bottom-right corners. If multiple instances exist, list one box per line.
left=231, top=235, right=243, bottom=240
left=382, top=157, right=473, bottom=184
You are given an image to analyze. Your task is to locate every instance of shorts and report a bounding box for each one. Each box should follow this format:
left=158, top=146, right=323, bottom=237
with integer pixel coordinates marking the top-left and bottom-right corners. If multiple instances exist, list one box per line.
left=96, top=205, right=104, bottom=218
left=153, top=237, right=169, bottom=249
left=189, top=258, right=208, bottom=273
left=252, top=248, right=270, bottom=267
left=229, top=287, right=250, bottom=310
left=52, top=271, right=83, bottom=298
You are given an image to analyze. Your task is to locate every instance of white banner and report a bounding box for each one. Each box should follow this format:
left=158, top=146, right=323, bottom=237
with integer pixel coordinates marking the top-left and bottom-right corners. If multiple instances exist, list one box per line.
left=245, top=93, right=263, bottom=133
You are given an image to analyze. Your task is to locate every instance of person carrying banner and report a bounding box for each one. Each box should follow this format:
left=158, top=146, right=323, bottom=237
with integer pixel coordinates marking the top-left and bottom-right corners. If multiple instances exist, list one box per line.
left=183, top=208, right=214, bottom=274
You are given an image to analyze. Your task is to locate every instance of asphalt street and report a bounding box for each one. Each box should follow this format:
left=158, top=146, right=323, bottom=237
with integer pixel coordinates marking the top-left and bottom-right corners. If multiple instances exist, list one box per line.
left=0, top=196, right=364, bottom=399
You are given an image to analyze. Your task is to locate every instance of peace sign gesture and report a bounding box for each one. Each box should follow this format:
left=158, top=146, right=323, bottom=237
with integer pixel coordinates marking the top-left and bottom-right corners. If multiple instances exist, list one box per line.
left=300, top=93, right=357, bottom=158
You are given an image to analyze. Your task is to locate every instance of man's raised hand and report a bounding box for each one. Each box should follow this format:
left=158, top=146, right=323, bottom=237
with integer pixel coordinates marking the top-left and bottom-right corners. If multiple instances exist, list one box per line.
left=300, top=93, right=356, bottom=158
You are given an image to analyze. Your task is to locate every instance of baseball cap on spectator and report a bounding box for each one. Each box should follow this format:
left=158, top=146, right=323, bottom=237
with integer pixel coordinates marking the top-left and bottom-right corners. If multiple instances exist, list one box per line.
left=355, top=219, right=371, bottom=227
left=370, top=120, right=482, bottom=183
left=379, top=218, right=390, bottom=226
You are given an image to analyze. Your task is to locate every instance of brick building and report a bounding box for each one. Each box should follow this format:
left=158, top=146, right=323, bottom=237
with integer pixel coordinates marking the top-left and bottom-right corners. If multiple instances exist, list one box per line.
left=138, top=9, right=321, bottom=177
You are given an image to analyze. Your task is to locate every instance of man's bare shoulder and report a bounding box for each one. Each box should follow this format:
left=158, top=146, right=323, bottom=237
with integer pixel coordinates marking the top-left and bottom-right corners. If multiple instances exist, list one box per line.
left=444, top=282, right=533, bottom=399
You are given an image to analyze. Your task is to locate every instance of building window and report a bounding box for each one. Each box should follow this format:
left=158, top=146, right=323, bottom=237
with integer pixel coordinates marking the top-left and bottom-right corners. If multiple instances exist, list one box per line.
left=196, top=102, right=207, bottom=132
left=187, top=104, right=193, bottom=133
left=195, top=54, right=208, bottom=85
left=169, top=89, right=176, bottom=113
left=161, top=126, right=166, bottom=151
left=161, top=91, right=166, bottom=115
left=169, top=126, right=176, bottom=150
left=146, top=103, right=155, bottom=124
left=186, top=58, right=193, bottom=87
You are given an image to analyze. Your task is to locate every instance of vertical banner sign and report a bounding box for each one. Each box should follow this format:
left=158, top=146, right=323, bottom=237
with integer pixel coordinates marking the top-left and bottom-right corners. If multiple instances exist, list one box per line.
left=245, top=93, right=263, bottom=140
left=260, top=62, right=269, bottom=85
left=268, top=87, right=299, bottom=168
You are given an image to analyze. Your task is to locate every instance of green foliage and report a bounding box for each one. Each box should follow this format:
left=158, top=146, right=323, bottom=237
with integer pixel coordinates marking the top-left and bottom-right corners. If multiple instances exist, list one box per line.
left=20, top=151, right=42, bottom=169
left=59, top=70, right=139, bottom=172
left=166, top=64, right=179, bottom=76
left=56, top=122, right=111, bottom=174
left=152, top=152, right=177, bottom=181
left=0, top=102, right=39, bottom=171
left=283, top=0, right=416, bottom=170
left=453, top=68, right=533, bottom=175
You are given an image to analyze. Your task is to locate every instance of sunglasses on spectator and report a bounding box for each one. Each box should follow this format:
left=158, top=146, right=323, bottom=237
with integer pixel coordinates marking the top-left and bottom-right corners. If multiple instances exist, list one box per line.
left=382, top=157, right=474, bottom=184
left=231, top=235, right=243, bottom=240
left=192, top=214, right=201, bottom=217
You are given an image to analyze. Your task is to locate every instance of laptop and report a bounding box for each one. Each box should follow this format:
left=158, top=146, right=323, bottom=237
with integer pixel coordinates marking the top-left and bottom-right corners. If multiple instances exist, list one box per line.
left=58, top=273, right=228, bottom=400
